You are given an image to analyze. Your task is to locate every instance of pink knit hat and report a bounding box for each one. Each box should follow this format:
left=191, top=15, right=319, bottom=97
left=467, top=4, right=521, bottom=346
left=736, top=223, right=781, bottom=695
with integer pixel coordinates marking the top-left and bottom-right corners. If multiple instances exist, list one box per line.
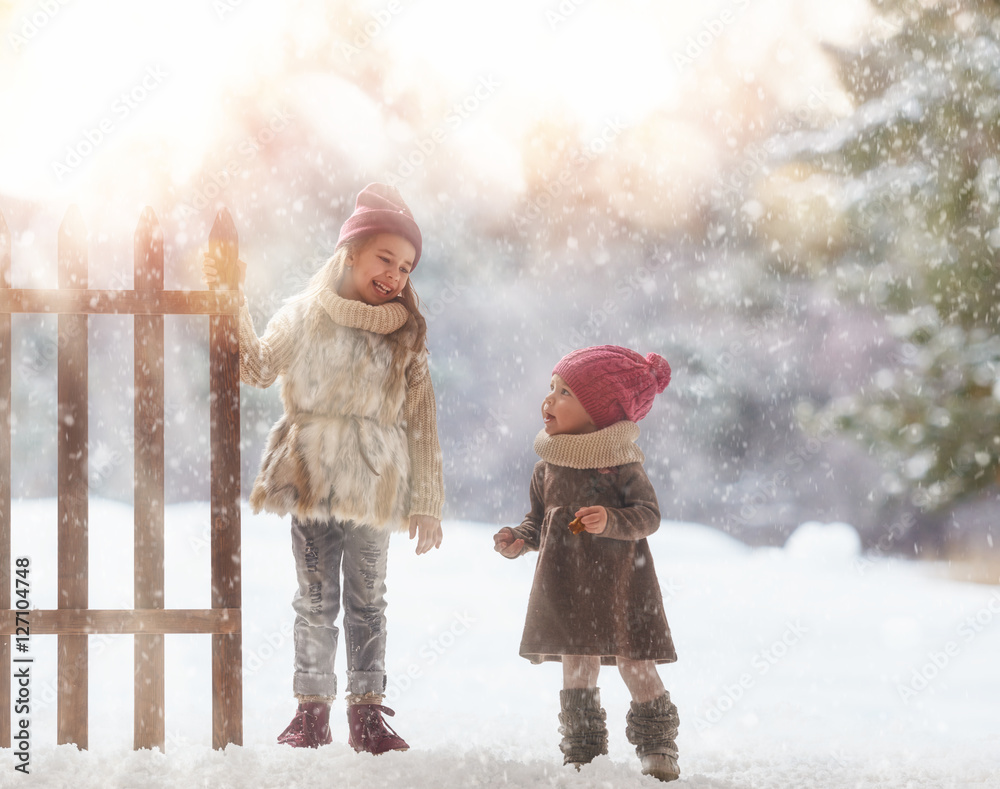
left=336, top=183, right=423, bottom=269
left=553, top=345, right=671, bottom=429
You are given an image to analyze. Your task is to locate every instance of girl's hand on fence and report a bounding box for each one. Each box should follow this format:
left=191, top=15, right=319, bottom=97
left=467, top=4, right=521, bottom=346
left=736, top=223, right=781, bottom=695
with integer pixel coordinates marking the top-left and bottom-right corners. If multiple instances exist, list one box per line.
left=573, top=505, right=608, bottom=535
left=202, top=252, right=247, bottom=295
left=409, top=514, right=443, bottom=555
left=493, top=527, right=525, bottom=558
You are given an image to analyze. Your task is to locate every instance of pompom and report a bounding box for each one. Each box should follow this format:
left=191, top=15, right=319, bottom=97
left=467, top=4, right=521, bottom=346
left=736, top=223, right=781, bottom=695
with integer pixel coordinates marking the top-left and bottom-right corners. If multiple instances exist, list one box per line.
left=646, top=353, right=671, bottom=392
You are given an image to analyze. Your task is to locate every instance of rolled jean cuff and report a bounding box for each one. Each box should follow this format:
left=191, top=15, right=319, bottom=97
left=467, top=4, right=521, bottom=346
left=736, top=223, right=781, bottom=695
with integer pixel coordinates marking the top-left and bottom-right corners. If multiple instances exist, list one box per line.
left=293, top=670, right=337, bottom=699
left=347, top=670, right=386, bottom=697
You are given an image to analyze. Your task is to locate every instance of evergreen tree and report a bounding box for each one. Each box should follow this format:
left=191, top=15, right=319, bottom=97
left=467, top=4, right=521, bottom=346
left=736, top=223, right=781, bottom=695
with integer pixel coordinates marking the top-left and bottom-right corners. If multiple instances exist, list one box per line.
left=782, top=0, right=1000, bottom=540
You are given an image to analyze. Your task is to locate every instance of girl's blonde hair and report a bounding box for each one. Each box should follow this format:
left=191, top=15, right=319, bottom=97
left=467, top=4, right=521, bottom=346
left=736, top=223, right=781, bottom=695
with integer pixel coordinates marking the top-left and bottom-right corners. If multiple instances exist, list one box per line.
left=293, top=235, right=428, bottom=352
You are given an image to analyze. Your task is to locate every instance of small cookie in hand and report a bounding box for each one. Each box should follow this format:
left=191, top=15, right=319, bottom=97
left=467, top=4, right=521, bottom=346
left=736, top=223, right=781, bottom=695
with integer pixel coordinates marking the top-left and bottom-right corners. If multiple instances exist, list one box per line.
left=568, top=517, right=586, bottom=535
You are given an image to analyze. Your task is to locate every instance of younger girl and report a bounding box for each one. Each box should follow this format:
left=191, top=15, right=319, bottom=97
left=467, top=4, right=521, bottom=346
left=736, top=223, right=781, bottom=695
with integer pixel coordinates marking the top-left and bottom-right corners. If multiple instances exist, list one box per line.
left=204, top=184, right=444, bottom=753
left=493, top=345, right=680, bottom=782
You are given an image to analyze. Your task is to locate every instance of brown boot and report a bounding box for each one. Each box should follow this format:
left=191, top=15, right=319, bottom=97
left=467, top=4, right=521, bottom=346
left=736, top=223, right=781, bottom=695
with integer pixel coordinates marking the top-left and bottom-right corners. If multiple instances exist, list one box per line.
left=347, top=693, right=409, bottom=755
left=558, top=687, right=608, bottom=768
left=625, top=692, right=680, bottom=782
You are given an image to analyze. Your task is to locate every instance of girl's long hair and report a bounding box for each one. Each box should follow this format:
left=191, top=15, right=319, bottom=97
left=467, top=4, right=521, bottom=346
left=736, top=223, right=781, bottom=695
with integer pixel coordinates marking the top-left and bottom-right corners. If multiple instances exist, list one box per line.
left=292, top=235, right=428, bottom=352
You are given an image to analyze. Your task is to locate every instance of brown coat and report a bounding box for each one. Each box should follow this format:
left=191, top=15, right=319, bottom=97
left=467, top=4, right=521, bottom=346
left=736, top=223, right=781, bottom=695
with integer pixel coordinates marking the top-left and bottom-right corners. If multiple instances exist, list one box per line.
left=511, top=460, right=677, bottom=665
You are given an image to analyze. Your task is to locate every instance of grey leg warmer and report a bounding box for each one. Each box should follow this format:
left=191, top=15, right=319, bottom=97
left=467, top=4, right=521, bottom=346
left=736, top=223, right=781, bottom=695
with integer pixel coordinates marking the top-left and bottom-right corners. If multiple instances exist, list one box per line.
left=625, top=691, right=680, bottom=759
left=558, top=688, right=609, bottom=766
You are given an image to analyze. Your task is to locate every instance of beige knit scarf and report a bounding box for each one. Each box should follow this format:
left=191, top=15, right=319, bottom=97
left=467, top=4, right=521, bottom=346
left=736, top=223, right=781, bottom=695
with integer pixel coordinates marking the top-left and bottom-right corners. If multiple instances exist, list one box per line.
left=533, top=420, right=645, bottom=469
left=317, top=289, right=408, bottom=334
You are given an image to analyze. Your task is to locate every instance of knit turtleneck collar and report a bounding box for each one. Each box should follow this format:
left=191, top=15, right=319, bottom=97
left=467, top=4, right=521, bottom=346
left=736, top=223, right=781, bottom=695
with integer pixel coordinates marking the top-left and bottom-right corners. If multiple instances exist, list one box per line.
left=317, top=289, right=409, bottom=334
left=533, top=420, right=645, bottom=469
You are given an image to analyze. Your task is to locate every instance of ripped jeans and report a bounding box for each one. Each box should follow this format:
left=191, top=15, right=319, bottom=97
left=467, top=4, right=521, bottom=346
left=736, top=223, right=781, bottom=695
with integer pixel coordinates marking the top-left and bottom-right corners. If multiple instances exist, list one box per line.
left=290, top=516, right=391, bottom=699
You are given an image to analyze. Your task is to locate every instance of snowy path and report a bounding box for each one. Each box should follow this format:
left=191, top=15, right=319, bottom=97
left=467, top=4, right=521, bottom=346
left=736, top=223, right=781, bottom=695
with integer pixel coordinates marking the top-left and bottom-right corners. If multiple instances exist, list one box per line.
left=2, top=500, right=999, bottom=788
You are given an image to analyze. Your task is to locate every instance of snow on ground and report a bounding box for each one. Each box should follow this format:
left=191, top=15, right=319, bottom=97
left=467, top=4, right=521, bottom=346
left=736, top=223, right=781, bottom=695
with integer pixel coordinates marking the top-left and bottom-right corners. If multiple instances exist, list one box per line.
left=2, top=499, right=1000, bottom=788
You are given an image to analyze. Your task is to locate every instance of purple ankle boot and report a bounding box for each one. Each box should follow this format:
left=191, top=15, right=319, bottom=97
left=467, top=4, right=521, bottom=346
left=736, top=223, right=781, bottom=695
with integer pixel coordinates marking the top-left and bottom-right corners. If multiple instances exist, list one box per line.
left=347, top=702, right=409, bottom=754
left=277, top=701, right=332, bottom=748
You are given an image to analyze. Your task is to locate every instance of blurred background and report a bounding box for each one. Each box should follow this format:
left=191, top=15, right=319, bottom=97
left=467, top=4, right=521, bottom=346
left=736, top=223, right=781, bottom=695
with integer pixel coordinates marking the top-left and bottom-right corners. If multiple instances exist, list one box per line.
left=1, top=0, right=998, bottom=572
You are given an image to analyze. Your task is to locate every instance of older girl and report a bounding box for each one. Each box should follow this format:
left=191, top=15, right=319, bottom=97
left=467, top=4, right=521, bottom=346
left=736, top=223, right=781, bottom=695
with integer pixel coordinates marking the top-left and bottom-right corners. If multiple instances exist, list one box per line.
left=204, top=183, right=444, bottom=753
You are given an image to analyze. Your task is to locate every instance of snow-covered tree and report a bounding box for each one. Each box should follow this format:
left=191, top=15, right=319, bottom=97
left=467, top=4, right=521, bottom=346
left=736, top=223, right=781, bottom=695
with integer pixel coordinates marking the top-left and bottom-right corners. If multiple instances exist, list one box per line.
left=779, top=0, right=1000, bottom=539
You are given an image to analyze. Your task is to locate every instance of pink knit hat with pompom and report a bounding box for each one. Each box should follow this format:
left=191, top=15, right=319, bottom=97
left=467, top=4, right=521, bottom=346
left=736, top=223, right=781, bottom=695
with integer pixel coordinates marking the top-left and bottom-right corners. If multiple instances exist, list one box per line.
left=336, top=183, right=423, bottom=269
left=553, top=345, right=671, bottom=428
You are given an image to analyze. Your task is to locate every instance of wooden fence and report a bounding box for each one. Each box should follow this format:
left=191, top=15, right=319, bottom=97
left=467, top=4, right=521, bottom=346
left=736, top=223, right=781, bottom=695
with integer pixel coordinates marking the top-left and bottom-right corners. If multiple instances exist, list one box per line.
left=0, top=205, right=242, bottom=750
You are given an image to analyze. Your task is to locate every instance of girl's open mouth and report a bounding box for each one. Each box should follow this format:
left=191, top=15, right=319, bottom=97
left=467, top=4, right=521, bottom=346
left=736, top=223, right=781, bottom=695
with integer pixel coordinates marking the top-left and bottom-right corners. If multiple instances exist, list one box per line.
left=372, top=280, right=393, bottom=296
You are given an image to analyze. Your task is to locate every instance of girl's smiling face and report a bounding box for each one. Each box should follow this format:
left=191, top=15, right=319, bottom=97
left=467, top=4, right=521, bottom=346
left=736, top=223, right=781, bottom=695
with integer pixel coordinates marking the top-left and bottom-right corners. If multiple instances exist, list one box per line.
left=542, top=374, right=597, bottom=435
left=339, top=233, right=415, bottom=305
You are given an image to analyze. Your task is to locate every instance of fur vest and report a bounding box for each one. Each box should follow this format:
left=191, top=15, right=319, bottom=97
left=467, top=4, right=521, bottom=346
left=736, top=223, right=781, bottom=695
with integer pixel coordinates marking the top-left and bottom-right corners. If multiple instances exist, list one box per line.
left=241, top=292, right=429, bottom=530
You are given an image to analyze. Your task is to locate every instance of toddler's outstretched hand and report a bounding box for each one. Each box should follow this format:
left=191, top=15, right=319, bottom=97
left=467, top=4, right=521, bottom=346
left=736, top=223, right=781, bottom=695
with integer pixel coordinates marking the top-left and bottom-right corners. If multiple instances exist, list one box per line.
left=573, top=505, right=608, bottom=535
left=493, top=527, right=525, bottom=559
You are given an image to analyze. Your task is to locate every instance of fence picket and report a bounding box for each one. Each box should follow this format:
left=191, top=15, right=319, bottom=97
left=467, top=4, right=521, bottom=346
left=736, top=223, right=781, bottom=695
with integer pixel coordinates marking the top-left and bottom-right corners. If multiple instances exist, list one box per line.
left=134, top=206, right=166, bottom=751
left=56, top=205, right=89, bottom=749
left=208, top=207, right=242, bottom=748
